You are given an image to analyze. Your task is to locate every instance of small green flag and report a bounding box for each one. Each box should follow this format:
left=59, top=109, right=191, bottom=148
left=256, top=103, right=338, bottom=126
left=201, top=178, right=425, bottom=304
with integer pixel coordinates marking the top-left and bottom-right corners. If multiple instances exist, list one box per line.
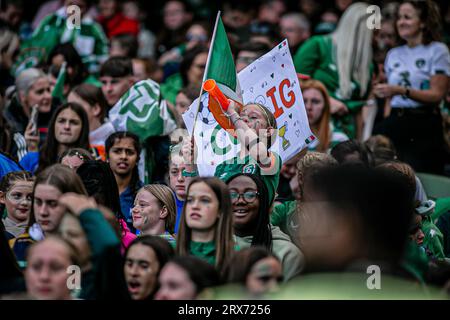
left=52, top=62, right=67, bottom=102
left=204, top=13, right=239, bottom=101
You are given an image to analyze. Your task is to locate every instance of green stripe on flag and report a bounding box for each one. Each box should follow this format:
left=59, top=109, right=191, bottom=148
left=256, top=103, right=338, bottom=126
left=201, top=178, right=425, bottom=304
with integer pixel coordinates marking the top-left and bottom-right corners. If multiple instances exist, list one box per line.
left=205, top=15, right=236, bottom=92
left=52, top=62, right=67, bottom=102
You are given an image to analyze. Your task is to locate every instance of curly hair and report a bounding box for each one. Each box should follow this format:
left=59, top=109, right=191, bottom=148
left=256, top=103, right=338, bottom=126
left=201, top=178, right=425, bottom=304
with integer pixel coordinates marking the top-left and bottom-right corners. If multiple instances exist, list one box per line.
left=399, top=0, right=442, bottom=44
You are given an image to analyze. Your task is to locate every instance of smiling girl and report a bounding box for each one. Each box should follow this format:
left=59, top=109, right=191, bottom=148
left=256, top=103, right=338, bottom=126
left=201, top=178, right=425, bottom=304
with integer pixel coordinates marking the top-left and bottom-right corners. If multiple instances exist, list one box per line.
left=132, top=184, right=176, bottom=246
left=1, top=171, right=35, bottom=238
left=226, top=173, right=305, bottom=281
left=176, top=177, right=235, bottom=273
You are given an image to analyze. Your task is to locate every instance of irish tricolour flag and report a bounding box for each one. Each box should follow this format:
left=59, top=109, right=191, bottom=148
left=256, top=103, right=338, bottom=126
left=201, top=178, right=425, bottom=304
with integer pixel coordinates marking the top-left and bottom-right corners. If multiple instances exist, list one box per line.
left=202, top=12, right=241, bottom=103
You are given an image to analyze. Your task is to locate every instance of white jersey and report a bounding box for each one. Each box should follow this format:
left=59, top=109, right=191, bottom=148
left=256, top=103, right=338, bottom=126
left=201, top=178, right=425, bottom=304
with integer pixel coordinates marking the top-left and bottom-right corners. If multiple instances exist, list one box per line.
left=385, top=42, right=450, bottom=108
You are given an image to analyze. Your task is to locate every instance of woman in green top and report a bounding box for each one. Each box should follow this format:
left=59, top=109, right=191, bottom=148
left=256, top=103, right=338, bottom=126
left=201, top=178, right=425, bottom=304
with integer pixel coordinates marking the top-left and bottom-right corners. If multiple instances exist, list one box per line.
left=294, top=2, right=374, bottom=139
left=176, top=177, right=234, bottom=274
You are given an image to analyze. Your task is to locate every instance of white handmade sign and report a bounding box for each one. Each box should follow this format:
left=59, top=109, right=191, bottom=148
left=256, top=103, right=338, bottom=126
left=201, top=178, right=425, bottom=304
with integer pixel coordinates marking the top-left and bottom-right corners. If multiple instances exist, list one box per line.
left=183, top=39, right=315, bottom=176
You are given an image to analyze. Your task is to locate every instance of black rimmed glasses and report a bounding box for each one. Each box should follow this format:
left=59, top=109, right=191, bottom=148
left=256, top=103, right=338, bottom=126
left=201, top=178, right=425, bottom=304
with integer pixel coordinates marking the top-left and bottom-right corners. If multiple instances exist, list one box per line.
left=229, top=191, right=259, bottom=203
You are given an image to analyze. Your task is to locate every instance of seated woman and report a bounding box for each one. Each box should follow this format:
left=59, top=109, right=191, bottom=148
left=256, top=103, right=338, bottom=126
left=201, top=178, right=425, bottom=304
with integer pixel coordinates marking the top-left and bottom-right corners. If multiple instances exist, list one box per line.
left=176, top=177, right=235, bottom=274
left=131, top=184, right=177, bottom=246
left=226, top=173, right=305, bottom=281
left=167, top=143, right=192, bottom=233
left=20, top=103, right=90, bottom=175
left=271, top=151, right=337, bottom=245
left=302, top=79, right=348, bottom=152
left=4, top=68, right=54, bottom=145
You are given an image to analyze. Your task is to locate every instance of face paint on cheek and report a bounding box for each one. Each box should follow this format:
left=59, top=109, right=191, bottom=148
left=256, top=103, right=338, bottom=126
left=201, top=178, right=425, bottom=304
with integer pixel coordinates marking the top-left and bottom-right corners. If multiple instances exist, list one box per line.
left=143, top=216, right=148, bottom=224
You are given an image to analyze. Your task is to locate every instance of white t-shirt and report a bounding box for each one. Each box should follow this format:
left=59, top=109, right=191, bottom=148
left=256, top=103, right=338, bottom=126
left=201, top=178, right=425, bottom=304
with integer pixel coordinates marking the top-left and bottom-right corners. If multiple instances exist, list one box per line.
left=385, top=41, right=450, bottom=108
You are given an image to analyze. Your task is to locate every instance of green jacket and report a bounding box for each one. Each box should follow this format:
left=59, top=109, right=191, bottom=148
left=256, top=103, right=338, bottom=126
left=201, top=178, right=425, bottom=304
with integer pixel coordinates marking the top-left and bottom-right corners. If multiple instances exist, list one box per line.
left=234, top=225, right=305, bottom=281
left=294, top=35, right=372, bottom=138
left=78, top=208, right=129, bottom=300
left=422, top=217, right=445, bottom=259
left=215, top=153, right=282, bottom=206
left=270, top=200, right=297, bottom=238
left=401, top=239, right=429, bottom=284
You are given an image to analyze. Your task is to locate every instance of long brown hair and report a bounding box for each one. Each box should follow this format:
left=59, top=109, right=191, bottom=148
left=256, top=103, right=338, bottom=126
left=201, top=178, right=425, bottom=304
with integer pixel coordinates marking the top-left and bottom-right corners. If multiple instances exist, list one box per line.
left=37, top=103, right=90, bottom=174
left=301, top=80, right=331, bottom=152
left=176, top=177, right=234, bottom=273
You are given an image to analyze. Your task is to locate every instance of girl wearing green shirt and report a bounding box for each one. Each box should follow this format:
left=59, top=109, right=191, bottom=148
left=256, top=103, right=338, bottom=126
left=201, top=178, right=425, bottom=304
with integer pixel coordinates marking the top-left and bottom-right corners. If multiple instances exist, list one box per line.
left=183, top=100, right=282, bottom=206
left=214, top=101, right=282, bottom=206
left=176, top=177, right=234, bottom=274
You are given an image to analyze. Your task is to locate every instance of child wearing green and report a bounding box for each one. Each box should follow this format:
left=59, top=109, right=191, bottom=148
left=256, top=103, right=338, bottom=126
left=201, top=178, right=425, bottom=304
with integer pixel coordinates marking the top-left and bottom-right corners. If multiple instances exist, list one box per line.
left=214, top=101, right=282, bottom=206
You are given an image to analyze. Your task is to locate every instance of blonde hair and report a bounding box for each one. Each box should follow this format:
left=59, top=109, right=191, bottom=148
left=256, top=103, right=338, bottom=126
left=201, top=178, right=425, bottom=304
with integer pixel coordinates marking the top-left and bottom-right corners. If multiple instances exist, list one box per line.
left=296, top=151, right=337, bottom=174
left=139, top=184, right=177, bottom=234
left=296, top=151, right=337, bottom=201
left=301, top=80, right=331, bottom=152
left=332, top=2, right=373, bottom=99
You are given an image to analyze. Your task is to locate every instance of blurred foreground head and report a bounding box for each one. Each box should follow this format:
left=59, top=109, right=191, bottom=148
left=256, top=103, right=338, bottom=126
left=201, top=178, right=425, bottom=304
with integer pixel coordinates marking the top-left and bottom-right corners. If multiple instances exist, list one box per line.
left=298, top=165, right=414, bottom=273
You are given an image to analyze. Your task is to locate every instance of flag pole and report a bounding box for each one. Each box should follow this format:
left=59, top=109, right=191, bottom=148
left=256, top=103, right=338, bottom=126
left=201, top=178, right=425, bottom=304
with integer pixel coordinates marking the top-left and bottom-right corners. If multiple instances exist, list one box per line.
left=190, top=11, right=221, bottom=143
